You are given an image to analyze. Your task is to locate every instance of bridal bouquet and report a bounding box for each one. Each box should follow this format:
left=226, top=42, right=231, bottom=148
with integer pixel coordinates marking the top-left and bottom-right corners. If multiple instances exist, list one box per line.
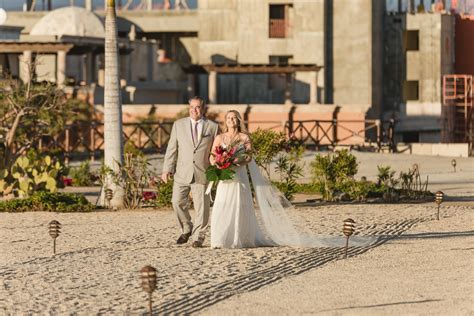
left=206, top=142, right=248, bottom=182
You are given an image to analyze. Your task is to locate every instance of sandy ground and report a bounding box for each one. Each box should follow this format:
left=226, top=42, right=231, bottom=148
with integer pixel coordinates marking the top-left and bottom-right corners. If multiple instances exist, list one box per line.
left=0, top=202, right=473, bottom=314
left=0, top=152, right=473, bottom=314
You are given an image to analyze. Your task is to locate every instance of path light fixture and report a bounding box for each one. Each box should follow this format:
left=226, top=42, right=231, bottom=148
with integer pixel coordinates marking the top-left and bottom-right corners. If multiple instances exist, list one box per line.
left=342, top=218, right=355, bottom=258
left=140, top=265, right=157, bottom=315
left=105, top=188, right=113, bottom=208
left=48, top=220, right=61, bottom=255
left=435, top=191, right=444, bottom=220
left=451, top=159, right=457, bottom=172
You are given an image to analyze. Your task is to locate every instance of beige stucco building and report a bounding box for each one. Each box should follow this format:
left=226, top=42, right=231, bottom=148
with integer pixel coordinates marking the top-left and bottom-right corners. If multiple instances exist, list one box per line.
left=1, top=0, right=472, bottom=146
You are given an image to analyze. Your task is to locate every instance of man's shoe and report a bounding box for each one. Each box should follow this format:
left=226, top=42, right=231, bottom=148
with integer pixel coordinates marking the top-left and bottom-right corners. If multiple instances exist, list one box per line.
left=192, top=240, right=203, bottom=248
left=176, top=232, right=192, bottom=244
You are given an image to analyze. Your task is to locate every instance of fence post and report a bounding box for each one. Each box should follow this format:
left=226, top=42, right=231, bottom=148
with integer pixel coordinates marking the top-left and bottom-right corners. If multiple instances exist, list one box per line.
left=376, top=119, right=381, bottom=152
left=389, top=118, right=396, bottom=152
left=90, top=122, right=96, bottom=162
left=157, top=120, right=162, bottom=149
left=64, top=126, right=70, bottom=165
left=138, top=126, right=142, bottom=149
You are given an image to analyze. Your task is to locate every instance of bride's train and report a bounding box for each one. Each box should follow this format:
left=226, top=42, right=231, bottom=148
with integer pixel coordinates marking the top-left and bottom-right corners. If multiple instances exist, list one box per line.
left=210, top=160, right=379, bottom=249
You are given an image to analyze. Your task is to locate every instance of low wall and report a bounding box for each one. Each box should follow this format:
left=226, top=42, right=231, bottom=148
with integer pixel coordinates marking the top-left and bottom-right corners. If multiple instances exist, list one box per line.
left=398, top=143, right=471, bottom=157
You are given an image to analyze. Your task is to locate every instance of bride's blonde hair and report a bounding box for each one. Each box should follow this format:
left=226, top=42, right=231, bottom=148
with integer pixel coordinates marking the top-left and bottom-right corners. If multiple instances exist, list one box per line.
left=222, top=110, right=247, bottom=134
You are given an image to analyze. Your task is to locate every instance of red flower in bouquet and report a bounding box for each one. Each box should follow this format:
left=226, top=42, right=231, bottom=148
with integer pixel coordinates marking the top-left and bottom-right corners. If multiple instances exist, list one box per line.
left=206, top=143, right=247, bottom=182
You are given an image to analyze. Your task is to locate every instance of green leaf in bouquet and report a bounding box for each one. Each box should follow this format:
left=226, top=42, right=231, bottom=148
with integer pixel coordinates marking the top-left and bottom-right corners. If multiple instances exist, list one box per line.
left=206, top=166, right=219, bottom=181
left=219, top=168, right=235, bottom=180
left=206, top=166, right=235, bottom=181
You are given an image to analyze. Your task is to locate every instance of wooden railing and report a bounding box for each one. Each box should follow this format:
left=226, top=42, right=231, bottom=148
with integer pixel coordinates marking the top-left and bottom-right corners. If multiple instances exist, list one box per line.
left=285, top=119, right=396, bottom=151
left=38, top=119, right=396, bottom=161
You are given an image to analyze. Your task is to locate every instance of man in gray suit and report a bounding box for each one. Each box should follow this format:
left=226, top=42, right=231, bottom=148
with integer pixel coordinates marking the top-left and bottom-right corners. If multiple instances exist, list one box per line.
left=161, top=96, right=219, bottom=248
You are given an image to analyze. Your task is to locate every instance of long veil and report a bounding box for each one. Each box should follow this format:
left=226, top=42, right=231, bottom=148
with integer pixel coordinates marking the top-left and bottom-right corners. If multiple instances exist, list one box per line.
left=248, top=160, right=378, bottom=247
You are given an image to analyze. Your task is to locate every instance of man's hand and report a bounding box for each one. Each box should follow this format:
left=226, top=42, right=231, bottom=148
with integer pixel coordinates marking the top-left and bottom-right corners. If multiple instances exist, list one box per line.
left=161, top=172, right=173, bottom=183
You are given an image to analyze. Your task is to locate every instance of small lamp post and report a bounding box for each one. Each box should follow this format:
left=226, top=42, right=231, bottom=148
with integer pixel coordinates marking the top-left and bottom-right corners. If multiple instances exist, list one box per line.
left=48, top=220, right=61, bottom=255
left=140, top=265, right=157, bottom=315
left=105, top=188, right=113, bottom=208
left=451, top=159, right=457, bottom=172
left=342, top=218, right=355, bottom=258
left=435, top=191, right=444, bottom=220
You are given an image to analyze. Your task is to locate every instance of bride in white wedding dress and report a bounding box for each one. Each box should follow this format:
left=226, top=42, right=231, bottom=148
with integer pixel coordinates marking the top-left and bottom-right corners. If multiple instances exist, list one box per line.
left=210, top=110, right=377, bottom=249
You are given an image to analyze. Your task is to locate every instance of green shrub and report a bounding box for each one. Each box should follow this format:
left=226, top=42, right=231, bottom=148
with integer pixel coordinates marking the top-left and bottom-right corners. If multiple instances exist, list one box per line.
left=295, top=182, right=322, bottom=194
left=250, top=128, right=287, bottom=177
left=0, top=191, right=94, bottom=212
left=336, top=179, right=378, bottom=201
left=273, top=154, right=303, bottom=201
left=310, top=149, right=358, bottom=201
left=69, top=160, right=95, bottom=186
left=154, top=178, right=173, bottom=208
left=124, top=140, right=144, bottom=158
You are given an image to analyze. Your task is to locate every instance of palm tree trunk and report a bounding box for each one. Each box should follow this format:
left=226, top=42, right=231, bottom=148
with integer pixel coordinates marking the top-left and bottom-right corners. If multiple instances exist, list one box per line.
left=103, top=0, right=124, bottom=208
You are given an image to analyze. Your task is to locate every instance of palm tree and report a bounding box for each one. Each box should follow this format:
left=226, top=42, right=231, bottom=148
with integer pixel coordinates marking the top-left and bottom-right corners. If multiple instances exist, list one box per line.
left=103, top=0, right=124, bottom=208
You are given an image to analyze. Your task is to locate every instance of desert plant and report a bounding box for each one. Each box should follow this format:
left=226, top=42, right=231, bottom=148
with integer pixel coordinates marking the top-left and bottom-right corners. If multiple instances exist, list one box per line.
left=273, top=154, right=303, bottom=201
left=0, top=150, right=67, bottom=198
left=109, top=153, right=154, bottom=209
left=310, top=149, right=358, bottom=201
left=0, top=68, right=73, bottom=172
left=377, top=165, right=399, bottom=193
left=250, top=128, right=287, bottom=177
left=398, top=164, right=429, bottom=199
left=341, top=179, right=377, bottom=201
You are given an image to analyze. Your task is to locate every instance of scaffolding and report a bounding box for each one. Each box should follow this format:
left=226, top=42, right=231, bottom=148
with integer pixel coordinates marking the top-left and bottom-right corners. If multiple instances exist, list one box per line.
left=442, top=74, right=473, bottom=145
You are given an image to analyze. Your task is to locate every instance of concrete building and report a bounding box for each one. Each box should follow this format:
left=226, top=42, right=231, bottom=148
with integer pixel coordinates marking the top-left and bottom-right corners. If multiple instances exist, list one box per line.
left=384, top=12, right=456, bottom=142
left=0, top=0, right=472, bottom=146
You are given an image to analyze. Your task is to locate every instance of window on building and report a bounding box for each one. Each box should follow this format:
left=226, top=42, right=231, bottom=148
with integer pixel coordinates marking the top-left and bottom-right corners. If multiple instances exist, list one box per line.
left=269, top=4, right=292, bottom=38
left=269, top=55, right=293, bottom=65
left=405, top=30, right=419, bottom=51
left=404, top=80, right=419, bottom=101
left=402, top=131, right=419, bottom=143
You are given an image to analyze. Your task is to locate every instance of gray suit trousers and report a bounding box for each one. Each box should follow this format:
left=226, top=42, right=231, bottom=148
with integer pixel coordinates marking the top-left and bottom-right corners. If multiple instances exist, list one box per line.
left=172, top=180, right=210, bottom=242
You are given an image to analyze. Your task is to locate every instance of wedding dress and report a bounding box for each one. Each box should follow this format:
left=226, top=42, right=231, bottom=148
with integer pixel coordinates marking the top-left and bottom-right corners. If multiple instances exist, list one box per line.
left=210, top=157, right=378, bottom=249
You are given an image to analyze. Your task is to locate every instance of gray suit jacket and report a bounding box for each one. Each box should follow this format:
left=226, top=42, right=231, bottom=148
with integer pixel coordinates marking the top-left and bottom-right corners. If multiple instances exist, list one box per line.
left=162, top=117, right=219, bottom=185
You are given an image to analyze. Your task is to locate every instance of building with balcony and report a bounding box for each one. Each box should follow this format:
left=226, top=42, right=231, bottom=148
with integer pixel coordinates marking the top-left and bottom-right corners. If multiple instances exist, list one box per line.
left=0, top=0, right=472, bottom=146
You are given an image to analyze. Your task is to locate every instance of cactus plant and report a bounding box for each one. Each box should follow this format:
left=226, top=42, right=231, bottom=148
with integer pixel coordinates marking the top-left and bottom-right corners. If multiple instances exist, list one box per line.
left=0, top=152, right=65, bottom=198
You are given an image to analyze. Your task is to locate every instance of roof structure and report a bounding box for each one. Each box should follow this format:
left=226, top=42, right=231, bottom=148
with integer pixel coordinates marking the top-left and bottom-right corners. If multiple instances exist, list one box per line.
left=30, top=6, right=104, bottom=38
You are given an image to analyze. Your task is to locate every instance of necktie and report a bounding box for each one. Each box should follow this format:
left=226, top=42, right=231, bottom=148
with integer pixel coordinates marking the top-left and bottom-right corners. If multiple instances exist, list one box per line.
left=193, top=121, right=199, bottom=146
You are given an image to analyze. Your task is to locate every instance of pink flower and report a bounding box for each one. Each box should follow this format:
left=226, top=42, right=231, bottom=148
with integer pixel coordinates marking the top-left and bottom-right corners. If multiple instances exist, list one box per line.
left=62, top=177, right=73, bottom=186
left=142, top=191, right=157, bottom=201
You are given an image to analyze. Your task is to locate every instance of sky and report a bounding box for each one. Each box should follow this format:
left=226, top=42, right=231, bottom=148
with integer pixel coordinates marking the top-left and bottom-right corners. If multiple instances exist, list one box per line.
left=0, top=0, right=198, bottom=11
left=0, top=0, right=472, bottom=14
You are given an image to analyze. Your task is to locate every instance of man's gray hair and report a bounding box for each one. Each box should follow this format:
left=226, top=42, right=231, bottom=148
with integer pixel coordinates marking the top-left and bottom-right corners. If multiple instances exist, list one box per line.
left=188, top=96, right=206, bottom=107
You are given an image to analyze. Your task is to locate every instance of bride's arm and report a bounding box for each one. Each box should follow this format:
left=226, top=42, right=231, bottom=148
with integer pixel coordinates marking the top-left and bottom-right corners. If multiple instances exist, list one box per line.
left=209, top=134, right=221, bottom=165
